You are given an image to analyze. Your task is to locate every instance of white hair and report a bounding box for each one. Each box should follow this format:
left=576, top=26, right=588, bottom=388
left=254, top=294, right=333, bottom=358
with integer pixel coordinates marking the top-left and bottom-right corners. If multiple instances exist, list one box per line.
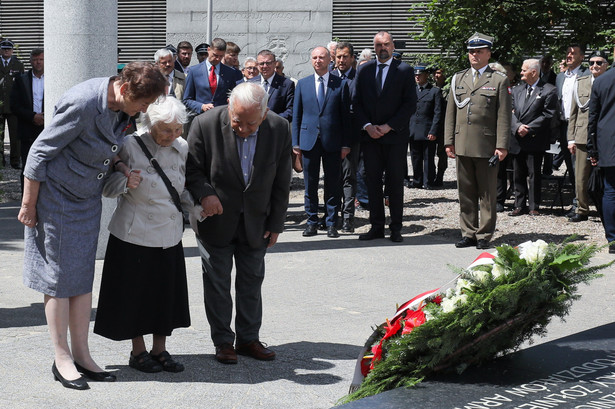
left=154, top=48, right=173, bottom=63
left=228, top=82, right=269, bottom=116
left=327, top=41, right=338, bottom=51
left=141, top=96, right=187, bottom=130
left=242, top=56, right=257, bottom=68
left=524, top=58, right=541, bottom=72
left=358, top=48, right=373, bottom=63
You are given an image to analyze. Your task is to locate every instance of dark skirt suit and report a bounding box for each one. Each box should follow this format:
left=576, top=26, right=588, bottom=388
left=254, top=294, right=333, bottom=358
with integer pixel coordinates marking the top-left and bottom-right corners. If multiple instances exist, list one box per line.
left=22, top=77, right=131, bottom=297
left=94, top=132, right=198, bottom=340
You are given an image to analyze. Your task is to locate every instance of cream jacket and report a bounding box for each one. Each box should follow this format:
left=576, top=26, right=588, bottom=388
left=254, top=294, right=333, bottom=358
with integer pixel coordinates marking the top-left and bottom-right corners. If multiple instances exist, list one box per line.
left=104, top=131, right=202, bottom=249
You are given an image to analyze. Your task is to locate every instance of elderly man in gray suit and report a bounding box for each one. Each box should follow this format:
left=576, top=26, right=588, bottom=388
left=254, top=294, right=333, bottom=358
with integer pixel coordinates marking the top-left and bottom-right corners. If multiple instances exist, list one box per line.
left=186, top=82, right=291, bottom=365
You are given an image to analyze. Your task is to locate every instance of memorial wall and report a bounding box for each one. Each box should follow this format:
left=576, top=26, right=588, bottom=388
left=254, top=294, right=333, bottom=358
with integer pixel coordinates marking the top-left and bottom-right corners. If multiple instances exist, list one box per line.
left=167, top=0, right=332, bottom=78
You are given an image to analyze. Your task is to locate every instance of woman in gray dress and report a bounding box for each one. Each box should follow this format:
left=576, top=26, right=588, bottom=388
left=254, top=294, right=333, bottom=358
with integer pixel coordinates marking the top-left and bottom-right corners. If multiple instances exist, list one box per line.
left=18, top=62, right=167, bottom=390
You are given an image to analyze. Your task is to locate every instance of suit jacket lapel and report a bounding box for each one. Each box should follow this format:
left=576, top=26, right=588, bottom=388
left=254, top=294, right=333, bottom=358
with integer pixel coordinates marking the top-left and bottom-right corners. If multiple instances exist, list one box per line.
left=221, top=109, right=246, bottom=187
left=380, top=60, right=398, bottom=95
left=320, top=76, right=336, bottom=114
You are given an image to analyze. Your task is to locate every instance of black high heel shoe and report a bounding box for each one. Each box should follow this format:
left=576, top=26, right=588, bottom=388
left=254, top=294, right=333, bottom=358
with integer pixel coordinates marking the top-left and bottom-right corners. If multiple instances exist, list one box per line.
left=74, top=362, right=117, bottom=382
left=52, top=362, right=90, bottom=390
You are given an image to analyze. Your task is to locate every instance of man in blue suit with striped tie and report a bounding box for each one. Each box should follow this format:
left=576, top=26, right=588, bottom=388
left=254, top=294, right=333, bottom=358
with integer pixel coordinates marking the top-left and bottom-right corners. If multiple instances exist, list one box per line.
left=292, top=46, right=352, bottom=238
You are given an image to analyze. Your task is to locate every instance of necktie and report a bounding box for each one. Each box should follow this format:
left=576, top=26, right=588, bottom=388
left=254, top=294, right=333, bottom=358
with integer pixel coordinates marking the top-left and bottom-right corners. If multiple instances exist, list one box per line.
left=263, top=79, right=269, bottom=93
left=209, top=65, right=217, bottom=96
left=526, top=85, right=532, bottom=101
left=317, top=76, right=325, bottom=109
left=376, top=63, right=386, bottom=93
left=168, top=75, right=174, bottom=96
left=340, top=72, right=346, bottom=79
left=473, top=70, right=479, bottom=85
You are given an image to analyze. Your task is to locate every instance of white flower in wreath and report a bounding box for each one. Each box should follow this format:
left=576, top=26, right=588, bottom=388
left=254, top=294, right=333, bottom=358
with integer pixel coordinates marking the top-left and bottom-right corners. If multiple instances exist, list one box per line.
left=519, top=239, right=548, bottom=263
left=456, top=278, right=472, bottom=293
left=470, top=269, right=490, bottom=283
left=491, top=263, right=507, bottom=279
left=441, top=293, right=468, bottom=313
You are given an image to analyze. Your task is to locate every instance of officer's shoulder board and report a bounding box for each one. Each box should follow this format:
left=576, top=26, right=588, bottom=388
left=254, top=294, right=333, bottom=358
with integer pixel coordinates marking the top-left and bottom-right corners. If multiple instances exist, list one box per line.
left=493, top=71, right=507, bottom=78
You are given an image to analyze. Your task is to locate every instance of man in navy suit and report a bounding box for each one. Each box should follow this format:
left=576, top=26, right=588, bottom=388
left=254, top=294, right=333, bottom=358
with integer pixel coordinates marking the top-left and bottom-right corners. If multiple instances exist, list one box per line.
left=588, top=64, right=615, bottom=251
left=352, top=31, right=416, bottom=243
left=183, top=38, right=242, bottom=114
left=509, top=59, right=557, bottom=216
left=10, top=48, right=44, bottom=191
left=293, top=46, right=351, bottom=238
left=250, top=50, right=294, bottom=122
left=332, top=41, right=359, bottom=232
left=409, top=64, right=443, bottom=189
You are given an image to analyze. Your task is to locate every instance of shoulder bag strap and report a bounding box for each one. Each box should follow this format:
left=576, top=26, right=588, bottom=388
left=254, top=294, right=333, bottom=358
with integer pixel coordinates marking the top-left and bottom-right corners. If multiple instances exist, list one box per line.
left=134, top=135, right=183, bottom=214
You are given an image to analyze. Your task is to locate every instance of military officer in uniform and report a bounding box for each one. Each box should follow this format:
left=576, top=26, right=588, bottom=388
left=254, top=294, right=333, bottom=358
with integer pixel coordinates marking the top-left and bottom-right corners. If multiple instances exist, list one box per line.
left=567, top=50, right=610, bottom=222
left=444, top=33, right=512, bottom=249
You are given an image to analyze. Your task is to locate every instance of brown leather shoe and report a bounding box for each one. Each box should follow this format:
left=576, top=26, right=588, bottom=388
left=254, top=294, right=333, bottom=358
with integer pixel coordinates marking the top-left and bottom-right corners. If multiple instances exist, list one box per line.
left=236, top=340, right=276, bottom=361
left=215, top=343, right=237, bottom=364
left=529, top=210, right=540, bottom=216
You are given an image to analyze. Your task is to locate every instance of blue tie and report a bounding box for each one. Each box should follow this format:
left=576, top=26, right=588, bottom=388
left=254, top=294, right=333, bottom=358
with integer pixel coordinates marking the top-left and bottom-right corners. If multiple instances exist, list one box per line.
left=317, top=76, right=325, bottom=109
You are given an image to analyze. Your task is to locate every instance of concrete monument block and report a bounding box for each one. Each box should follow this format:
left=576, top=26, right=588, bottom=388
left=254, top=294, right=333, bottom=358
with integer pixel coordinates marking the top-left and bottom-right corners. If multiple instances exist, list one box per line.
left=167, top=0, right=333, bottom=79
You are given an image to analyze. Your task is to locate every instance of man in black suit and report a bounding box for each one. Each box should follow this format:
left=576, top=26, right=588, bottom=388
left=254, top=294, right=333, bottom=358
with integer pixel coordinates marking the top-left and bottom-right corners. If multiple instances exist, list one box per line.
left=186, top=82, right=291, bottom=364
left=409, top=64, right=443, bottom=189
left=250, top=50, right=294, bottom=122
left=352, top=31, right=416, bottom=243
left=10, top=48, right=44, bottom=191
left=332, top=41, right=358, bottom=232
left=588, top=63, right=615, bottom=250
left=509, top=59, right=557, bottom=216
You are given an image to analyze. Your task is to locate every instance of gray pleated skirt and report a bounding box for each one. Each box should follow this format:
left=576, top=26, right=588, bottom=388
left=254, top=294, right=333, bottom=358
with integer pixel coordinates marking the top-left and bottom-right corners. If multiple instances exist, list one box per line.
left=23, top=179, right=102, bottom=297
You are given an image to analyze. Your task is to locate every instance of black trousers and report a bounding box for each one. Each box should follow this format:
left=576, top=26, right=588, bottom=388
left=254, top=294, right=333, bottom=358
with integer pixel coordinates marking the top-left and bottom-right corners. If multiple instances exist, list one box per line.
left=513, top=151, right=543, bottom=210
left=362, top=139, right=407, bottom=232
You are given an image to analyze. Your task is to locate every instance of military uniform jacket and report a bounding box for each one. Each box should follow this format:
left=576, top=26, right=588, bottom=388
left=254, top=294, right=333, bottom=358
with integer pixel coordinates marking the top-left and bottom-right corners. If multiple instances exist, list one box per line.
left=444, top=66, right=511, bottom=158
left=567, top=75, right=592, bottom=145
left=0, top=56, right=25, bottom=114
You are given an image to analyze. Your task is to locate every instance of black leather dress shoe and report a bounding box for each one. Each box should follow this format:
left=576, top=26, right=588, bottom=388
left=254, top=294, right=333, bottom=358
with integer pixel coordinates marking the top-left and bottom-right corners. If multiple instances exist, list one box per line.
left=565, top=206, right=577, bottom=218
left=476, top=239, right=490, bottom=249
left=358, top=228, right=385, bottom=241
left=327, top=226, right=339, bottom=238
left=52, top=362, right=90, bottom=390
left=75, top=362, right=116, bottom=382
left=455, top=237, right=477, bottom=248
left=302, top=224, right=318, bottom=237
left=568, top=213, right=588, bottom=222
left=509, top=207, right=528, bottom=216
left=496, top=203, right=505, bottom=213
left=390, top=231, right=403, bottom=242
left=341, top=219, right=354, bottom=233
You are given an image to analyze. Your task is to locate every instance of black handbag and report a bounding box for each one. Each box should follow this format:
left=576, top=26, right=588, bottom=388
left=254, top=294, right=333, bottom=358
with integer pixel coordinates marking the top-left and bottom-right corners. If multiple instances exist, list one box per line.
left=133, top=134, right=183, bottom=215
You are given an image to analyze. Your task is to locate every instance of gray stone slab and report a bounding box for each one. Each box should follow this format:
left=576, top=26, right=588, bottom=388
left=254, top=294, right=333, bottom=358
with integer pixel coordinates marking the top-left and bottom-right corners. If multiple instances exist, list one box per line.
left=339, top=323, right=615, bottom=409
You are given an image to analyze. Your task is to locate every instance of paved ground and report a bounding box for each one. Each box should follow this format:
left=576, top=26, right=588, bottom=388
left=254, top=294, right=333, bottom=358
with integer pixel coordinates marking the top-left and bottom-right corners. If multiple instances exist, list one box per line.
left=1, top=196, right=614, bottom=409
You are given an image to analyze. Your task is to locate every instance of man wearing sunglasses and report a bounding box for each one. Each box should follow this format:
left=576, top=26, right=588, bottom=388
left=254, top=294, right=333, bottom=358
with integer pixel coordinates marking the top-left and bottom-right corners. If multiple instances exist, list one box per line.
left=567, top=50, right=610, bottom=222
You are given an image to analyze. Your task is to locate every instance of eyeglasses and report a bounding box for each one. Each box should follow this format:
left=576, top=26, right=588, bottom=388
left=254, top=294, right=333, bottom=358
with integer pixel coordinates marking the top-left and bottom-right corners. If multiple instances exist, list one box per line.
left=244, top=66, right=259, bottom=71
left=258, top=61, right=274, bottom=66
left=590, top=60, right=605, bottom=66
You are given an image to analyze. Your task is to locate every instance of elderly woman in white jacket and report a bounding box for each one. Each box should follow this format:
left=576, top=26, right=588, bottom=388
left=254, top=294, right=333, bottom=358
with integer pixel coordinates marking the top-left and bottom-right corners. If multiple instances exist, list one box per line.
left=94, top=96, right=201, bottom=374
